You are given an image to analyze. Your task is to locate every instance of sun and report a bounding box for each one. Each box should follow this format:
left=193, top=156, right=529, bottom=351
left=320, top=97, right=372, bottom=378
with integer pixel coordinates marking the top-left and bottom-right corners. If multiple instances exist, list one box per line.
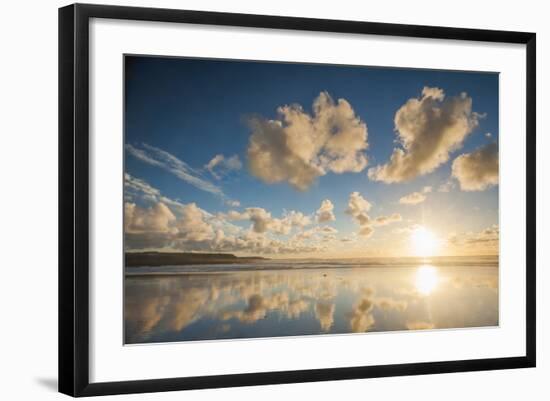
left=410, top=226, right=441, bottom=257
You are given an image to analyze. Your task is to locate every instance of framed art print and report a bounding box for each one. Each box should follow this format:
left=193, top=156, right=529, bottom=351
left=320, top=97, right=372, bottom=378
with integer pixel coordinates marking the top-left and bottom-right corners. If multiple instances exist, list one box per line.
left=59, top=3, right=536, bottom=397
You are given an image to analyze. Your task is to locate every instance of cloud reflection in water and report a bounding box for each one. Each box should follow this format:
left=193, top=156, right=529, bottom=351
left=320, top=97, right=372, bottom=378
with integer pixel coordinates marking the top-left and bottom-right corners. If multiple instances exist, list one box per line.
left=125, top=261, right=498, bottom=344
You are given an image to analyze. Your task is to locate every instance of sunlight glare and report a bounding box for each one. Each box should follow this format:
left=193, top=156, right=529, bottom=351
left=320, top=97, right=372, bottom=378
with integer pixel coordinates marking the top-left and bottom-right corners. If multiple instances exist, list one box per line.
left=410, top=226, right=440, bottom=257
left=415, top=265, right=439, bottom=295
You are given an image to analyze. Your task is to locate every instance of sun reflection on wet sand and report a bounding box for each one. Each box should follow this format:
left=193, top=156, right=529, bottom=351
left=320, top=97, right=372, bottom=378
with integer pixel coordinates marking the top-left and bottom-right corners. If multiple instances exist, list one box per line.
left=415, top=265, right=439, bottom=295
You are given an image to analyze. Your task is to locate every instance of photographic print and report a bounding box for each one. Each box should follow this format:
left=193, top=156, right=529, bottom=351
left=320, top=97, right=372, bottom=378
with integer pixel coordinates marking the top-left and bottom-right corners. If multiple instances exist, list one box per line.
left=123, top=55, right=499, bottom=344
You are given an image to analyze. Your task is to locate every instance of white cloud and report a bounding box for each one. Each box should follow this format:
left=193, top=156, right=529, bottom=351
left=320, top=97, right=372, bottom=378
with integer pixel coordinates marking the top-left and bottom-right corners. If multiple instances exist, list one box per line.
left=293, top=225, right=336, bottom=242
left=215, top=231, right=323, bottom=255
left=346, top=192, right=372, bottom=219
left=124, top=202, right=176, bottom=234
left=219, top=207, right=312, bottom=236
left=368, top=87, right=481, bottom=183
left=284, top=210, right=313, bottom=229
left=124, top=173, right=161, bottom=203
left=125, top=198, right=323, bottom=255
left=124, top=175, right=246, bottom=251
left=452, top=142, right=499, bottom=191
left=316, top=199, right=336, bottom=223
left=222, top=210, right=250, bottom=221
left=447, top=224, right=499, bottom=253
left=319, top=226, right=338, bottom=234
left=126, top=143, right=223, bottom=196
left=373, top=213, right=402, bottom=226
left=358, top=226, right=374, bottom=237
left=247, top=92, right=369, bottom=191
left=205, top=154, right=242, bottom=179
left=399, top=192, right=426, bottom=205
left=244, top=207, right=274, bottom=234
left=174, top=203, right=215, bottom=242
left=399, top=185, right=432, bottom=205
left=345, top=192, right=402, bottom=237
left=125, top=173, right=196, bottom=214
left=346, top=192, right=373, bottom=237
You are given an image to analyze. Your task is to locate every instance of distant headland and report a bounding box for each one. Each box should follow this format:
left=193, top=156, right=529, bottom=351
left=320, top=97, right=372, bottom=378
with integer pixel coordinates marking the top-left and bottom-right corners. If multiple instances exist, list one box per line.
left=125, top=251, right=268, bottom=267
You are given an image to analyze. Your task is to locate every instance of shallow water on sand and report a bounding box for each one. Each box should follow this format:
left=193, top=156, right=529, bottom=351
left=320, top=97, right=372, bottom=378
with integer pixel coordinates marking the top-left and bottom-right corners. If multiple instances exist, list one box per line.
left=124, top=257, right=498, bottom=344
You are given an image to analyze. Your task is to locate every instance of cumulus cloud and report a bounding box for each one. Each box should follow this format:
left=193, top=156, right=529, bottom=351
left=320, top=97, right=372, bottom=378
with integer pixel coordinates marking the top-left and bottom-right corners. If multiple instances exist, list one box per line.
left=205, top=154, right=242, bottom=179
left=221, top=208, right=312, bottom=235
left=358, top=226, right=374, bottom=237
left=346, top=191, right=373, bottom=237
left=293, top=225, right=337, bottom=243
left=447, top=224, right=499, bottom=254
left=346, top=192, right=372, bottom=223
left=346, top=192, right=401, bottom=237
left=249, top=209, right=311, bottom=235
left=209, top=231, right=323, bottom=256
left=125, top=200, right=221, bottom=251
left=368, top=87, right=481, bottom=183
left=220, top=210, right=248, bottom=221
left=373, top=213, right=402, bottom=226
left=125, top=202, right=176, bottom=234
left=126, top=204, right=323, bottom=255
left=284, top=210, right=313, bottom=229
left=175, top=203, right=215, bottom=242
left=247, top=92, right=369, bottom=191
left=316, top=199, right=336, bottom=223
left=319, top=226, right=338, bottom=234
left=452, top=142, right=499, bottom=191
left=124, top=175, right=323, bottom=255
left=399, top=192, right=426, bottom=205
left=123, top=175, right=232, bottom=251
left=399, top=185, right=432, bottom=205
left=246, top=207, right=276, bottom=234
left=126, top=143, right=224, bottom=196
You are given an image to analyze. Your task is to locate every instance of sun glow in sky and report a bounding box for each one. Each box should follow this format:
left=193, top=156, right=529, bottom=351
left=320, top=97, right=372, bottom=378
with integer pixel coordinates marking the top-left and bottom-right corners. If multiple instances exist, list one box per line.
left=410, top=226, right=441, bottom=257
left=123, top=56, right=500, bottom=258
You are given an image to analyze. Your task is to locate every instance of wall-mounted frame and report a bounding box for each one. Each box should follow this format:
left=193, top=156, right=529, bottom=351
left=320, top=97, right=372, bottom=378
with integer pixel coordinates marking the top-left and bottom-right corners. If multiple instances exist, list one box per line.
left=59, top=3, right=536, bottom=397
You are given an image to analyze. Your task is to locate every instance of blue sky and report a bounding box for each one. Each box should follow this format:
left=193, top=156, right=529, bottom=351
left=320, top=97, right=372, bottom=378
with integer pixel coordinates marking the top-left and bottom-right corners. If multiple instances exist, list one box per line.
left=124, top=55, right=499, bottom=257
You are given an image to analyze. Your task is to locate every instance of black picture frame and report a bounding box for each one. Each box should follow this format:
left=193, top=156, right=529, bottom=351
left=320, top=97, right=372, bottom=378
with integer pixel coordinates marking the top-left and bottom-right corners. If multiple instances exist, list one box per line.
left=59, top=3, right=536, bottom=397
